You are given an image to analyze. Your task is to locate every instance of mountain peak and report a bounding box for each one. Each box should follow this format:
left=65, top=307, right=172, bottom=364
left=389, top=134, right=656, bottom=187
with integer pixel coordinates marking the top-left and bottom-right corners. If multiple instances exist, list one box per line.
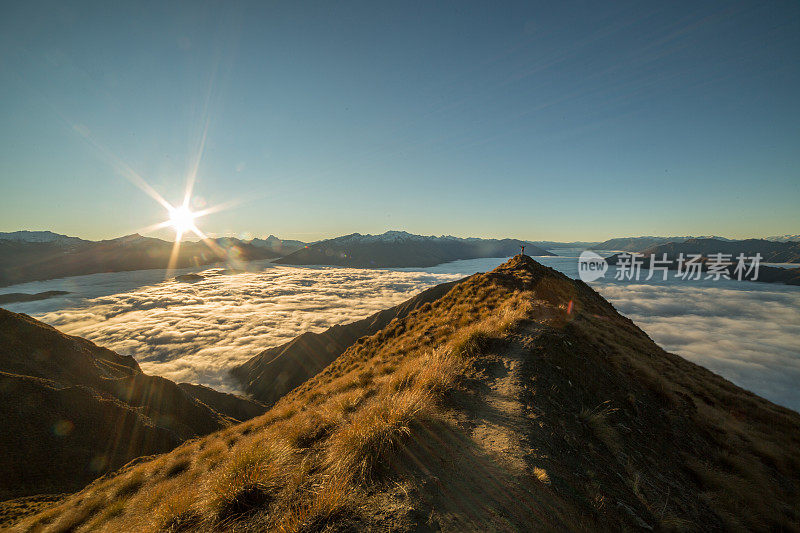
left=110, top=233, right=145, bottom=242
left=494, top=252, right=549, bottom=273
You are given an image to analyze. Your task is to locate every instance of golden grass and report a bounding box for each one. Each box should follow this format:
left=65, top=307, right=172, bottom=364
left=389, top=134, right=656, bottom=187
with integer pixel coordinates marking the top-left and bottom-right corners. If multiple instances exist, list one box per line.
left=206, top=438, right=294, bottom=521
left=15, top=281, right=536, bottom=532
left=533, top=466, right=551, bottom=484
left=151, top=483, right=200, bottom=532
left=326, top=387, right=431, bottom=483
left=14, top=257, right=800, bottom=531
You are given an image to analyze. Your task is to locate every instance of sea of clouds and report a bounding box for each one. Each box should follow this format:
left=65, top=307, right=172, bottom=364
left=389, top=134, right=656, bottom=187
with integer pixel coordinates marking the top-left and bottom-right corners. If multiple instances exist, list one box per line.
left=2, top=253, right=799, bottom=411
left=1, top=262, right=466, bottom=392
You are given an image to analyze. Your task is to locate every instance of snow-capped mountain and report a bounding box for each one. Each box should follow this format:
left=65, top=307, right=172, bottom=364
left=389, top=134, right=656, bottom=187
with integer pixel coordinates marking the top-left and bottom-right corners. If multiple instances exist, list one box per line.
left=336, top=231, right=442, bottom=244
left=0, top=230, right=86, bottom=245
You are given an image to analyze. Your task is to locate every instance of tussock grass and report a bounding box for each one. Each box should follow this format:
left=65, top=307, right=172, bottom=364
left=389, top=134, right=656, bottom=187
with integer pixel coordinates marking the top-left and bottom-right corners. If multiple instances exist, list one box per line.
left=277, top=475, right=352, bottom=533
left=195, top=441, right=226, bottom=469
left=206, top=438, right=294, bottom=521
left=581, top=401, right=622, bottom=454
left=163, top=458, right=191, bottom=479
left=114, top=470, right=145, bottom=499
left=44, top=495, right=106, bottom=533
left=326, top=388, right=431, bottom=482
left=152, top=483, right=200, bottom=532
left=533, top=466, right=551, bottom=484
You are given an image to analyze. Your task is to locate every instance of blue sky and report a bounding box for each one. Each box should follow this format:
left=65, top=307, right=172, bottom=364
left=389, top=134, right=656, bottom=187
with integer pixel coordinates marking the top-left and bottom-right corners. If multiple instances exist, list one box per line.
left=1, top=1, right=798, bottom=242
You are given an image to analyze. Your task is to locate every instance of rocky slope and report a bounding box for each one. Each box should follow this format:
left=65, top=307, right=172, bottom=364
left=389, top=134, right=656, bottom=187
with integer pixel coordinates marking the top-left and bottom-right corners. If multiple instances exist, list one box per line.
left=9, top=256, right=800, bottom=531
left=0, top=309, right=266, bottom=500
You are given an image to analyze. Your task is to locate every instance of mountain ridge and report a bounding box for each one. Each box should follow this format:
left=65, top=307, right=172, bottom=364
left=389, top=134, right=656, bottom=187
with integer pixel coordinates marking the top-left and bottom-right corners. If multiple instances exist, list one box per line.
left=274, top=231, right=555, bottom=268
left=636, top=237, right=800, bottom=263
left=0, top=235, right=281, bottom=287
left=11, top=255, right=800, bottom=531
left=590, top=235, right=733, bottom=252
left=0, top=231, right=87, bottom=246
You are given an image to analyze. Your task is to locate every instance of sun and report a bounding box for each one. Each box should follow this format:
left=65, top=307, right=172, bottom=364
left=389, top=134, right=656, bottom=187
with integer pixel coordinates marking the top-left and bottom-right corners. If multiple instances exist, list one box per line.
left=167, top=204, right=197, bottom=235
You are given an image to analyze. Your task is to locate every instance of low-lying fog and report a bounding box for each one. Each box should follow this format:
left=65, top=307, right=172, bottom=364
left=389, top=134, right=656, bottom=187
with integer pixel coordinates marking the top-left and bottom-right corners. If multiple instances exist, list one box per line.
left=3, top=252, right=799, bottom=412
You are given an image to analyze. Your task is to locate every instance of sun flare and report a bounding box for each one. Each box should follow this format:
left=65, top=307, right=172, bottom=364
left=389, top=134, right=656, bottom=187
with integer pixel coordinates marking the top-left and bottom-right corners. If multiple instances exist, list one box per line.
left=167, top=205, right=197, bottom=235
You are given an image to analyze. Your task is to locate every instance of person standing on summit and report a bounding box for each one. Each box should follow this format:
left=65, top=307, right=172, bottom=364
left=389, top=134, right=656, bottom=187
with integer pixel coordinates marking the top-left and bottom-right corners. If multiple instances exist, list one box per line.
left=519, top=244, right=525, bottom=255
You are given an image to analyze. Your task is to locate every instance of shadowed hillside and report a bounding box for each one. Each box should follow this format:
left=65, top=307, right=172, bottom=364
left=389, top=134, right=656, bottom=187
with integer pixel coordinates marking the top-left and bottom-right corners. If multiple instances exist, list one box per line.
left=231, top=279, right=463, bottom=405
left=9, top=256, right=800, bottom=531
left=0, top=309, right=266, bottom=500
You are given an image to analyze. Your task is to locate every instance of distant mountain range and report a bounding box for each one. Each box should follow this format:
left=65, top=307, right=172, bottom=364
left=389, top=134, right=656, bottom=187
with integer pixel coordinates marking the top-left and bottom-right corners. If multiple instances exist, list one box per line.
left=528, top=240, right=600, bottom=249
left=2, top=230, right=798, bottom=286
left=635, top=238, right=800, bottom=263
left=530, top=234, right=800, bottom=251
left=0, top=231, right=87, bottom=246
left=0, top=233, right=288, bottom=287
left=273, top=230, right=554, bottom=268
left=0, top=308, right=265, bottom=499
left=589, top=235, right=733, bottom=252
left=248, top=234, right=306, bottom=255
left=764, top=234, right=800, bottom=242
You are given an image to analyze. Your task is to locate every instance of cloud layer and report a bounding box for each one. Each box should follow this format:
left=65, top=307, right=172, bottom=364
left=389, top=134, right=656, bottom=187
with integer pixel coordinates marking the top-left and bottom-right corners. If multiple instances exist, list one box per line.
left=598, top=282, right=800, bottom=411
left=3, top=254, right=799, bottom=412
left=6, top=265, right=464, bottom=392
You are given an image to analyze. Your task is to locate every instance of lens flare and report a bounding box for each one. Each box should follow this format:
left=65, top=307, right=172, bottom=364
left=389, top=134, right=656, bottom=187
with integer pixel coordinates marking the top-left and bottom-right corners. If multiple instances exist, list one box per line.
left=168, top=205, right=197, bottom=235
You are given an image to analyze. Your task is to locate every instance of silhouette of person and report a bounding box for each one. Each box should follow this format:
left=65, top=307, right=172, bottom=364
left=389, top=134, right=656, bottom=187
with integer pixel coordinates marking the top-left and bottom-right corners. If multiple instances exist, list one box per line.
left=519, top=244, right=525, bottom=255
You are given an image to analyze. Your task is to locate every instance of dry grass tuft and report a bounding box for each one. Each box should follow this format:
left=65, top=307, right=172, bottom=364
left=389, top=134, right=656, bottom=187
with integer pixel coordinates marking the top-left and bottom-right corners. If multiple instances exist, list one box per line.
left=326, top=388, right=431, bottom=483
left=450, top=325, right=494, bottom=358
left=163, top=457, right=191, bottom=479
left=207, top=439, right=294, bottom=521
left=154, top=487, right=201, bottom=532
left=533, top=466, right=551, bottom=484
left=277, top=475, right=353, bottom=533
left=114, top=470, right=145, bottom=499
left=581, top=401, right=622, bottom=454
left=44, top=495, right=106, bottom=533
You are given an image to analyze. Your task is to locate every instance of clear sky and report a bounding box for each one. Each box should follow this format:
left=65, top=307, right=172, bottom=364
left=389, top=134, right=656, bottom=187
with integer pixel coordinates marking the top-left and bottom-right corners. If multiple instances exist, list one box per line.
left=1, top=1, right=798, bottom=242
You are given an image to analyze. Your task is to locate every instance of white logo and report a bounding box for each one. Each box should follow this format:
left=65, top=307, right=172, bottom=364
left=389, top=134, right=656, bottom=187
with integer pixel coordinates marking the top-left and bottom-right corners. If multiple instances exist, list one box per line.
left=578, top=251, right=608, bottom=282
